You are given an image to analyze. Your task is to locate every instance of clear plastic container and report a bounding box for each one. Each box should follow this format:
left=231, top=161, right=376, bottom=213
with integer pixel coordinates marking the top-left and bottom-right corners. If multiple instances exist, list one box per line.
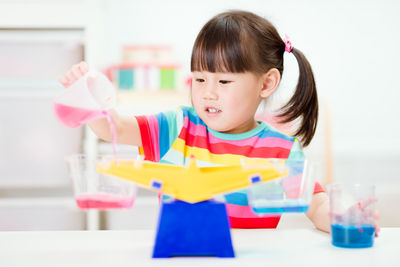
left=247, top=160, right=316, bottom=214
left=66, top=154, right=137, bottom=210
left=328, top=184, right=376, bottom=248
left=54, top=70, right=116, bottom=128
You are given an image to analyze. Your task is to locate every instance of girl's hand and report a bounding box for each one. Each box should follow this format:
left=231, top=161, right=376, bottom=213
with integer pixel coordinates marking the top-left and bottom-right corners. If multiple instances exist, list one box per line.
left=341, top=198, right=380, bottom=237
left=58, top=61, right=89, bottom=88
left=355, top=198, right=380, bottom=237
left=374, top=212, right=380, bottom=237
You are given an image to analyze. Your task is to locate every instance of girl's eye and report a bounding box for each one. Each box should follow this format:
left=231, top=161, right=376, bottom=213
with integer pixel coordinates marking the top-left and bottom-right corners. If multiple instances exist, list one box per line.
left=219, top=80, right=231, bottom=84
left=195, top=78, right=205, bottom=83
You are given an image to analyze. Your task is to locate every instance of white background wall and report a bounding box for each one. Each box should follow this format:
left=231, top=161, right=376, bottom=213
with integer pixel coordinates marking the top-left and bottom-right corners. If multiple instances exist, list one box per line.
left=99, top=0, right=400, bottom=185
left=101, top=0, right=400, bottom=154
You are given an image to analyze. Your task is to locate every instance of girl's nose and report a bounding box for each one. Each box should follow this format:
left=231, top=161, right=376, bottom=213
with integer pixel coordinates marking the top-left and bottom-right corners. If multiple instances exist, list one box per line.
left=203, top=84, right=218, bottom=100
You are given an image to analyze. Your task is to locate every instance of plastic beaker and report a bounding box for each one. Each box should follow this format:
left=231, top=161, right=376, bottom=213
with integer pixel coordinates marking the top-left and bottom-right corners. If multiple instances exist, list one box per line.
left=66, top=154, right=137, bottom=210
left=328, top=184, right=376, bottom=248
left=54, top=71, right=116, bottom=128
left=247, top=160, right=316, bottom=214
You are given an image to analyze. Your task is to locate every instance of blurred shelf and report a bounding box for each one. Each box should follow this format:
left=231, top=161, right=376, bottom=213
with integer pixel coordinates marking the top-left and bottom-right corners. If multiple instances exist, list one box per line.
left=0, top=180, right=71, bottom=189
left=0, top=187, right=73, bottom=198
left=97, top=142, right=139, bottom=156
left=0, top=197, right=77, bottom=208
left=117, top=90, right=190, bottom=105
left=116, top=90, right=191, bottom=114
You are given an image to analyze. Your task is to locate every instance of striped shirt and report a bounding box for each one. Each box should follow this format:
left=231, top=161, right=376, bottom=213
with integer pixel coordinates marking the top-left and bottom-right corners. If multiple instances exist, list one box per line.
left=136, top=106, right=323, bottom=228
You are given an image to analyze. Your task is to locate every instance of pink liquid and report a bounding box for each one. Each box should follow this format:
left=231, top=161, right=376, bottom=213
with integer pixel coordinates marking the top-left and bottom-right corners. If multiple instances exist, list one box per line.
left=54, top=103, right=118, bottom=159
left=54, top=103, right=106, bottom=128
left=282, top=174, right=303, bottom=198
left=75, top=192, right=135, bottom=210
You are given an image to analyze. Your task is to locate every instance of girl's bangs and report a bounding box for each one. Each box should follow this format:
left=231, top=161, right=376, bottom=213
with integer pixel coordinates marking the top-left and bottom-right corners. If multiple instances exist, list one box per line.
left=191, top=22, right=252, bottom=73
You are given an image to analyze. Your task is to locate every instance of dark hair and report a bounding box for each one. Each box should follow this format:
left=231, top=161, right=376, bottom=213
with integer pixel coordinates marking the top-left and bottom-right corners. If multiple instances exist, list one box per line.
left=191, top=10, right=318, bottom=146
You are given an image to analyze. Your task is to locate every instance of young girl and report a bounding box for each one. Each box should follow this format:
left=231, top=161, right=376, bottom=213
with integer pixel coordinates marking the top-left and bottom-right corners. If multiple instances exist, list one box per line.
left=59, top=10, right=331, bottom=232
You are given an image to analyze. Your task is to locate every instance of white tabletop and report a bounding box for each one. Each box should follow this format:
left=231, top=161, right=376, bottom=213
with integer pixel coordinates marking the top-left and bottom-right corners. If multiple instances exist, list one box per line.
left=0, top=228, right=398, bottom=267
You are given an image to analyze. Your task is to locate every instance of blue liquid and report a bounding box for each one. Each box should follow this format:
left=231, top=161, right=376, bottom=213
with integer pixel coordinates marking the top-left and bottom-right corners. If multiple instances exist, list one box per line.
left=252, top=205, right=309, bottom=214
left=331, top=224, right=375, bottom=248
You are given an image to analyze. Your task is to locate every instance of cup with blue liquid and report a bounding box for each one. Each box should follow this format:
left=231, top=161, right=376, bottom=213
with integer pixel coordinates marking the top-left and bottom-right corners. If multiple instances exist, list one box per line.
left=329, top=184, right=377, bottom=248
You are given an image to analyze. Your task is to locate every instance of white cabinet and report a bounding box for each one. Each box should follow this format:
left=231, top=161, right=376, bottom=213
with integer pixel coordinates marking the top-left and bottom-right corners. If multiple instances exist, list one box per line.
left=0, top=1, right=193, bottom=231
left=0, top=95, right=82, bottom=188
left=0, top=0, right=103, bottom=231
left=0, top=198, right=85, bottom=231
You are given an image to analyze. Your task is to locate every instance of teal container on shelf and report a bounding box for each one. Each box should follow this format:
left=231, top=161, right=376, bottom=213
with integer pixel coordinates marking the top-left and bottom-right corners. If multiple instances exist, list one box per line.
left=118, top=69, right=134, bottom=90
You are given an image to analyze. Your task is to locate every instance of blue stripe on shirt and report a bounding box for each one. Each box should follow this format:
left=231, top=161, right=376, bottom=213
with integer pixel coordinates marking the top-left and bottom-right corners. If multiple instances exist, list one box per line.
left=155, top=113, right=171, bottom=159
left=181, top=106, right=208, bottom=127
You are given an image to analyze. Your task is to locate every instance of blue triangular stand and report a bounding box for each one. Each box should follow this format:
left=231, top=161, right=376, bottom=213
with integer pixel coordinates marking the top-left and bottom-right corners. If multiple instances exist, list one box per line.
left=152, top=200, right=235, bottom=258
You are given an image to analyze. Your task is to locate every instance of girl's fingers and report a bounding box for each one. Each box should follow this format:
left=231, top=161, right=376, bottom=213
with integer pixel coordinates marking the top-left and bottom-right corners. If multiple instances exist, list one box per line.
left=66, top=70, right=78, bottom=84
left=58, top=76, right=69, bottom=87
left=374, top=211, right=380, bottom=237
left=359, top=197, right=378, bottom=209
left=375, top=224, right=380, bottom=237
left=71, top=64, right=84, bottom=78
left=59, top=62, right=89, bottom=87
left=78, top=61, right=89, bottom=73
left=348, top=198, right=378, bottom=213
left=68, top=62, right=87, bottom=82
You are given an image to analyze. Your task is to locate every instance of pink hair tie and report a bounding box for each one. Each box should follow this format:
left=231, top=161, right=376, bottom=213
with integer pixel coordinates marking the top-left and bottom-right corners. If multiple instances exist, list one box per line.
left=284, top=34, right=293, bottom=53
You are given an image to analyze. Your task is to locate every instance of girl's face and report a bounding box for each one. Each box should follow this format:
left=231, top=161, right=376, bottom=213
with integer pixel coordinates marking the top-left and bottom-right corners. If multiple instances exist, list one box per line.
left=191, top=71, right=264, bottom=134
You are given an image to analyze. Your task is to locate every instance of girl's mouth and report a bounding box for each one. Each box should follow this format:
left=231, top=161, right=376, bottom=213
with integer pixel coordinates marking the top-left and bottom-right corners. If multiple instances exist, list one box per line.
left=205, top=107, right=222, bottom=114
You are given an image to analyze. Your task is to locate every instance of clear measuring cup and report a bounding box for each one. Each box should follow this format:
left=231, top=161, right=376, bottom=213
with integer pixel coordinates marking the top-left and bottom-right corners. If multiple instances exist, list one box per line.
left=66, top=154, right=137, bottom=210
left=328, top=184, right=377, bottom=248
left=247, top=160, right=316, bottom=214
left=53, top=70, right=116, bottom=128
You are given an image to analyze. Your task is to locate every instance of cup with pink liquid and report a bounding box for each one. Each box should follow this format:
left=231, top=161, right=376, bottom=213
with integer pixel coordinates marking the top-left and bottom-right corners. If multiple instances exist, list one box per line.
left=54, top=70, right=119, bottom=158
left=54, top=70, right=116, bottom=128
left=66, top=154, right=137, bottom=210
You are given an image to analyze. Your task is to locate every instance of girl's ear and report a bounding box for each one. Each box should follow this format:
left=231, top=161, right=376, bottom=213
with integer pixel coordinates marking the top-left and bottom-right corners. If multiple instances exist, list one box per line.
left=259, top=68, right=281, bottom=98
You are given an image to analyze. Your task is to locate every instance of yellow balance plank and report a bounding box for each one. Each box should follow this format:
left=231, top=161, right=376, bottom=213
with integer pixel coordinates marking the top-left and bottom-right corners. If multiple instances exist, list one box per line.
left=97, top=158, right=288, bottom=203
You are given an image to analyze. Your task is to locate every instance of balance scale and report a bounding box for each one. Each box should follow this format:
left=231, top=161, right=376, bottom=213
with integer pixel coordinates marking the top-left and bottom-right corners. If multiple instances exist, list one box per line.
left=97, top=158, right=293, bottom=258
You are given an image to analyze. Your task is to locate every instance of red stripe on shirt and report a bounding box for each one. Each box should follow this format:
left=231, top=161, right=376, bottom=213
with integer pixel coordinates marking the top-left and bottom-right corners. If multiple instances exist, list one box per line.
left=135, top=116, right=156, bottom=162
left=313, top=182, right=325, bottom=194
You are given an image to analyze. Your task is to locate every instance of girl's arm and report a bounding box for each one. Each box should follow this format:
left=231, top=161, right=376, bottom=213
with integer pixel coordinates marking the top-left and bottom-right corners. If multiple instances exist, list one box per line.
left=88, top=109, right=142, bottom=147
left=58, top=62, right=142, bottom=147
left=306, top=192, right=331, bottom=233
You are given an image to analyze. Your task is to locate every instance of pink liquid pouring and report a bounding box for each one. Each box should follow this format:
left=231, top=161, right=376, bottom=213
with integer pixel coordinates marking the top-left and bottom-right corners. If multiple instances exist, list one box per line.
left=54, top=103, right=118, bottom=159
left=75, top=192, right=134, bottom=210
left=56, top=104, right=128, bottom=210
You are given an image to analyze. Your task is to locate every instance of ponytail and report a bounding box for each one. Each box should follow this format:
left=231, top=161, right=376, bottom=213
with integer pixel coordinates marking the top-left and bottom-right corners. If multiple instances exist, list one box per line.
left=277, top=48, right=318, bottom=147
